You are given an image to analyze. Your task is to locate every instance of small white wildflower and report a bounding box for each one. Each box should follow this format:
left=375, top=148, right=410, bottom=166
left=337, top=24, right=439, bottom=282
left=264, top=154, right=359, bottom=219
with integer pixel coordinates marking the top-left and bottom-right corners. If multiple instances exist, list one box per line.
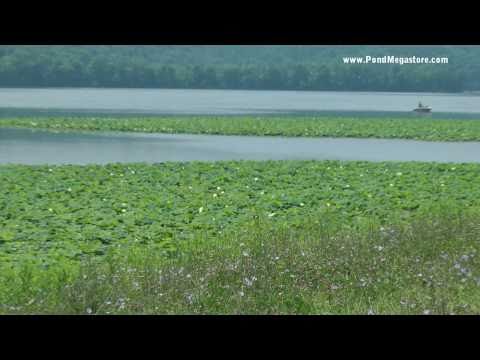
left=217, top=187, right=221, bottom=190
left=198, top=207, right=204, bottom=213
left=86, top=308, right=93, bottom=314
left=213, top=193, right=218, bottom=197
left=244, top=277, right=257, bottom=287
left=242, top=251, right=249, bottom=257
left=254, top=177, right=259, bottom=181
left=239, top=291, right=245, bottom=297
left=390, top=183, right=394, bottom=187
left=121, top=209, right=126, bottom=213
left=300, top=203, right=305, bottom=207
left=367, top=309, right=375, bottom=315
left=396, top=172, right=403, bottom=176
left=268, top=212, right=276, bottom=218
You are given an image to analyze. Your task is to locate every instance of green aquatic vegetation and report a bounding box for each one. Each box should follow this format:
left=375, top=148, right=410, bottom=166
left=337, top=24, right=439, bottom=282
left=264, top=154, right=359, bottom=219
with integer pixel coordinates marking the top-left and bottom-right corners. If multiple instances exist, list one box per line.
left=2, top=115, right=480, bottom=141
left=2, top=211, right=480, bottom=315
left=1, top=160, right=480, bottom=269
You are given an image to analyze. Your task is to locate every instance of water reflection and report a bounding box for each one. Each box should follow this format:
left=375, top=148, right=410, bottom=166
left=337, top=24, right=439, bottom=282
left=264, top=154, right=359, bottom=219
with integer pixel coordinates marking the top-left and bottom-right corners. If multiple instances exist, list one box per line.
left=1, top=128, right=480, bottom=165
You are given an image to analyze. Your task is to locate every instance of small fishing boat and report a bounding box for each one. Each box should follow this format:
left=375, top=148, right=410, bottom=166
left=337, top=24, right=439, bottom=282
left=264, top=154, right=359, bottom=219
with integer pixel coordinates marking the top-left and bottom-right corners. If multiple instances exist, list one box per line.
left=413, top=102, right=432, bottom=113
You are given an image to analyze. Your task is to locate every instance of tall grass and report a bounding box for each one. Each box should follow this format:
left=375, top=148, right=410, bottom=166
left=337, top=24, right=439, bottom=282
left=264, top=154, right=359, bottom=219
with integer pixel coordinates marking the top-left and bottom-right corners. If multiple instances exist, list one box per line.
left=2, top=210, right=480, bottom=315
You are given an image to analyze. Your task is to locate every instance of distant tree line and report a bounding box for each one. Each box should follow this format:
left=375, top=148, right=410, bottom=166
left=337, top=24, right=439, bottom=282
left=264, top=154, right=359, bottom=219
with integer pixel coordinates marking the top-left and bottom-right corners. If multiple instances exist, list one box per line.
left=0, top=46, right=479, bottom=92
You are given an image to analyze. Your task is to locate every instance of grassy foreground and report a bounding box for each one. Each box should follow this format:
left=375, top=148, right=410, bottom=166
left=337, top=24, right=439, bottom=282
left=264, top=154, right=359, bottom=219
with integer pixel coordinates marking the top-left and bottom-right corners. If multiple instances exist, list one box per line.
left=2, top=211, right=480, bottom=314
left=2, top=115, right=480, bottom=141
left=1, top=160, right=480, bottom=314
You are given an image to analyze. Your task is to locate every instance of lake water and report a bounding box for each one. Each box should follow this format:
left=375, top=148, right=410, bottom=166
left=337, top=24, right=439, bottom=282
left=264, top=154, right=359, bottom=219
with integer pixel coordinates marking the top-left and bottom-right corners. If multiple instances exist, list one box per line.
left=1, top=88, right=480, bottom=118
left=2, top=89, right=480, bottom=165
left=2, top=128, right=480, bottom=165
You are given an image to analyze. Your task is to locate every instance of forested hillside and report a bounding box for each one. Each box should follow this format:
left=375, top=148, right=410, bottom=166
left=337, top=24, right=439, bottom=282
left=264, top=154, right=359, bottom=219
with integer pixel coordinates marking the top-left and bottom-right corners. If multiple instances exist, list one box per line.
left=0, top=45, right=479, bottom=92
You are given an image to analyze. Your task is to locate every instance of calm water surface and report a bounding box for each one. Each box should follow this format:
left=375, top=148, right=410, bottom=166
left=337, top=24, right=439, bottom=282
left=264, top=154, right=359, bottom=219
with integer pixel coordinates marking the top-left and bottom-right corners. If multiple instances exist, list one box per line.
left=2, top=89, right=479, bottom=165
left=2, top=128, right=480, bottom=165
left=0, top=88, right=480, bottom=117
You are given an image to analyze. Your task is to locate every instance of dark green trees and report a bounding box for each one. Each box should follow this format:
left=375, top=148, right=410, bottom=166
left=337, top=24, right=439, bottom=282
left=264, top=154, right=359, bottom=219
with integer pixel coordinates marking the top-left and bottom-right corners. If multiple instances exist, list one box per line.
left=0, top=45, right=477, bottom=92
